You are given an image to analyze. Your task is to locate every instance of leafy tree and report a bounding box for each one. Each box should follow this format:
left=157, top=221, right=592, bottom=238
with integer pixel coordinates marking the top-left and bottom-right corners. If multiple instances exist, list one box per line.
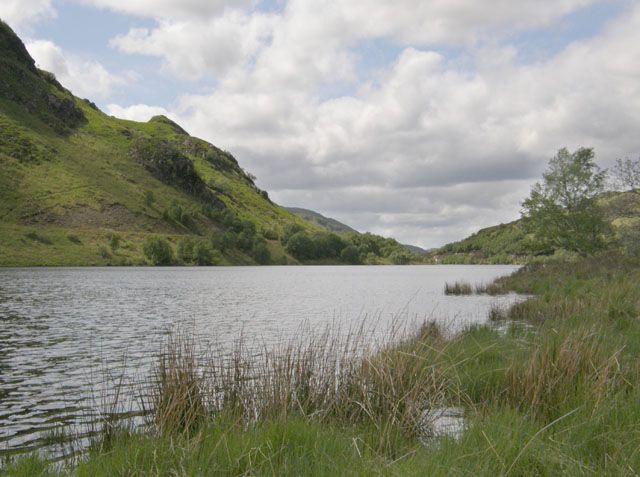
left=252, top=240, right=271, bottom=264
left=521, top=147, right=610, bottom=256
left=340, top=245, right=361, bottom=264
left=282, top=223, right=304, bottom=244
left=389, top=249, right=411, bottom=265
left=286, top=232, right=316, bottom=260
left=143, top=236, right=174, bottom=265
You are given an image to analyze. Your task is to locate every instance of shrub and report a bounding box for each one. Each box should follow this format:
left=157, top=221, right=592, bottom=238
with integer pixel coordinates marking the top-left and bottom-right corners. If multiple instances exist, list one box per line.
left=286, top=232, right=316, bottom=260
left=340, top=245, right=361, bottom=264
left=177, top=237, right=196, bottom=263
left=144, top=190, right=155, bottom=207
left=109, top=233, right=121, bottom=252
left=143, top=236, right=174, bottom=265
left=252, top=241, right=271, bottom=265
left=194, top=241, right=216, bottom=265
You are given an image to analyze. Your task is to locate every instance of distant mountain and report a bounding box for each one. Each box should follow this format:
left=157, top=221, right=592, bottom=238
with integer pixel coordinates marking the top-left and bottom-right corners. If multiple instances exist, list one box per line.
left=401, top=243, right=429, bottom=255
left=285, top=207, right=357, bottom=234
left=286, top=207, right=430, bottom=255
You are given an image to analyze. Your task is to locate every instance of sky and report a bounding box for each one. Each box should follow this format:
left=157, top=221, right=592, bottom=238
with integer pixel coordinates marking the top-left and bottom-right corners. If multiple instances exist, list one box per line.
left=2, top=0, right=639, bottom=248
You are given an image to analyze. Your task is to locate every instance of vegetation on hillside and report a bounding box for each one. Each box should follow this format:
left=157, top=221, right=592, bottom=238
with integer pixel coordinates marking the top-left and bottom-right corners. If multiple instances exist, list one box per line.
left=430, top=150, right=640, bottom=264
left=0, top=20, right=419, bottom=267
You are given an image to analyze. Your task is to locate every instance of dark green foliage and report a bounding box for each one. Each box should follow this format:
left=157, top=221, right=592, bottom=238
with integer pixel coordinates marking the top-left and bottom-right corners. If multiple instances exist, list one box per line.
left=143, top=236, right=174, bottom=265
left=340, top=245, right=361, bottom=264
left=109, top=233, right=121, bottom=252
left=130, top=138, right=225, bottom=209
left=144, top=190, right=155, bottom=207
left=252, top=241, right=271, bottom=264
left=389, top=249, right=411, bottom=265
left=97, top=245, right=111, bottom=258
left=193, top=241, right=216, bottom=265
left=282, top=223, right=304, bottom=244
left=286, top=232, right=316, bottom=260
left=177, top=237, right=196, bottom=263
left=522, top=147, right=611, bottom=256
left=312, top=232, right=347, bottom=258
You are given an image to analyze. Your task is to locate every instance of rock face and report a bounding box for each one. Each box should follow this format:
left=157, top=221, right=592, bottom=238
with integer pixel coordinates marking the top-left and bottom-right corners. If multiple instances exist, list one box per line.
left=131, top=137, right=226, bottom=209
left=0, top=20, right=86, bottom=134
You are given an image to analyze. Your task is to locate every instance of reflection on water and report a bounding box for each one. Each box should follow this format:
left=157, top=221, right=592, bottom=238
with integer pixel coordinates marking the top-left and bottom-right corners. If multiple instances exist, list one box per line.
left=0, top=265, right=522, bottom=457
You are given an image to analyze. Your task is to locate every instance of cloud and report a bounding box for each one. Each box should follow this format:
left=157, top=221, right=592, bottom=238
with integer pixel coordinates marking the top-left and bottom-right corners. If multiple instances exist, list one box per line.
left=72, top=0, right=640, bottom=247
left=110, top=10, right=277, bottom=80
left=105, top=103, right=173, bottom=122
left=73, top=0, right=254, bottom=20
left=0, top=0, right=55, bottom=30
left=26, top=40, right=128, bottom=100
left=163, top=3, right=640, bottom=248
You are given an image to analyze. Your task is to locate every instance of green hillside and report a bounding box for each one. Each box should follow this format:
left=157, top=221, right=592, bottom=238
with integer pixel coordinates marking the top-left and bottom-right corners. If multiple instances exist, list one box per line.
left=429, top=190, right=640, bottom=264
left=0, top=21, right=421, bottom=267
left=284, top=207, right=357, bottom=234
left=0, top=20, right=325, bottom=266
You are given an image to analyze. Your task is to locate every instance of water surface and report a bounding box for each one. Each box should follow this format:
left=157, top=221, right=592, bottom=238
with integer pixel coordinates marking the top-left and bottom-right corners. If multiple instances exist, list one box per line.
left=0, top=265, right=520, bottom=456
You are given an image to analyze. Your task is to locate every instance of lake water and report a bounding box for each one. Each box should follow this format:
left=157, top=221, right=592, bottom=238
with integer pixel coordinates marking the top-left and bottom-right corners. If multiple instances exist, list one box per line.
left=0, top=265, right=521, bottom=457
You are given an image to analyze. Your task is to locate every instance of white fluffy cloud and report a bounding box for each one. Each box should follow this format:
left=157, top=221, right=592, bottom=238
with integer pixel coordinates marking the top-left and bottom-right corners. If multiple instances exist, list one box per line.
left=0, top=0, right=55, bottom=30
left=99, top=0, right=640, bottom=247
left=105, top=103, right=172, bottom=122
left=110, top=11, right=277, bottom=80
left=26, top=40, right=128, bottom=100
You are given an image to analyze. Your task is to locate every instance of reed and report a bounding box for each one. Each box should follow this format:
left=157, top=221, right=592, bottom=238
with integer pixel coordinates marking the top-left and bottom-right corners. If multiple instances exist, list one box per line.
left=443, top=281, right=474, bottom=295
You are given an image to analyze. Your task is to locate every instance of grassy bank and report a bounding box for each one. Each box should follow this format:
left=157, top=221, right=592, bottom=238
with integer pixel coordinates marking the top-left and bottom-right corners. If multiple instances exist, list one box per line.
left=4, top=254, right=640, bottom=475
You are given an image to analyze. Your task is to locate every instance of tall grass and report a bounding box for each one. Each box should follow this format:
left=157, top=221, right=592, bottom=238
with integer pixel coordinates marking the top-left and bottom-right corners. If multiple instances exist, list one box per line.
left=5, top=253, right=640, bottom=475
left=143, top=319, right=461, bottom=453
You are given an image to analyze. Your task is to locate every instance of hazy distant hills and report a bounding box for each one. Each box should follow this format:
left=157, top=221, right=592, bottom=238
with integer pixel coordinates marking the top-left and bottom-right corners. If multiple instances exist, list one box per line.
left=284, top=207, right=357, bottom=234
left=285, top=207, right=429, bottom=255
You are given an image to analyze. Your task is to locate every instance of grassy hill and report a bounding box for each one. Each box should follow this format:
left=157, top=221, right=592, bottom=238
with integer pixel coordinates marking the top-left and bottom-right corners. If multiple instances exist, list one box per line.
left=429, top=190, right=640, bottom=264
left=284, top=207, right=357, bottom=234
left=0, top=21, right=420, bottom=267
left=0, top=20, right=321, bottom=266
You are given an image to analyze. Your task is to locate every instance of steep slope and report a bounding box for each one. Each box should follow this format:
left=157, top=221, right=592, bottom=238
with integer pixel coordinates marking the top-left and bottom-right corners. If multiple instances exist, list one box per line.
left=284, top=207, right=357, bottom=233
left=0, top=20, right=314, bottom=266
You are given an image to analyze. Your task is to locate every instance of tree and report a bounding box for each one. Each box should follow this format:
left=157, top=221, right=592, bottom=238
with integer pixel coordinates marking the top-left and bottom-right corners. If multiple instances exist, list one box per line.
left=340, top=245, right=361, bottom=264
left=143, top=236, right=174, bottom=265
left=521, top=147, right=610, bottom=256
left=285, top=232, right=316, bottom=260
left=612, top=156, right=640, bottom=192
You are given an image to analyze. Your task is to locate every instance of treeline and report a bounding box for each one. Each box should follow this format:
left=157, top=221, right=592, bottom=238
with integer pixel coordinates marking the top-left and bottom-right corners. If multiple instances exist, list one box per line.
left=280, top=224, right=413, bottom=264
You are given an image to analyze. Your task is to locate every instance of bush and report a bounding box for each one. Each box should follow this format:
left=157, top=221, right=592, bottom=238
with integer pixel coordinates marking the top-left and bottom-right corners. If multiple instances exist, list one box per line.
left=193, top=241, right=216, bottom=265
left=340, top=245, right=361, bottom=264
left=252, top=241, right=271, bottom=264
left=109, top=233, right=121, bottom=252
left=143, top=236, right=174, bottom=265
left=285, top=232, right=316, bottom=260
left=177, top=237, right=196, bottom=263
left=144, top=190, right=155, bottom=207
